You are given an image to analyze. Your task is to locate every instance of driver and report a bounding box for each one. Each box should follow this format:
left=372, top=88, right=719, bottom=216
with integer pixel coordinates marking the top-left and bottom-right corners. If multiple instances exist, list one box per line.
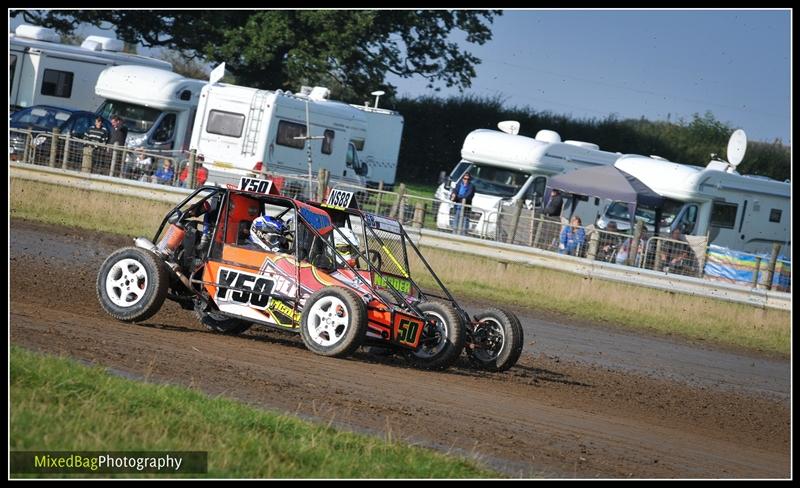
left=248, top=215, right=291, bottom=253
left=333, top=228, right=360, bottom=268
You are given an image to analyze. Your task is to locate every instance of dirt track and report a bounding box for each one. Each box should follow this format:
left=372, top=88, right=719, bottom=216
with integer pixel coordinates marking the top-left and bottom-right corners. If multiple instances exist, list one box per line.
left=9, top=219, right=790, bottom=478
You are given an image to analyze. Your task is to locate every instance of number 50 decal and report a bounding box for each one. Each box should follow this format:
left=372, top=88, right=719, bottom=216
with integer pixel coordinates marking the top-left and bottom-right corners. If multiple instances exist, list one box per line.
left=394, top=315, right=422, bottom=347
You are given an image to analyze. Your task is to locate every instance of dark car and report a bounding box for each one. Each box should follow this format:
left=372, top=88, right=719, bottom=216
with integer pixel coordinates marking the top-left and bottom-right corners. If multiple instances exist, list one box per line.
left=9, top=105, right=112, bottom=166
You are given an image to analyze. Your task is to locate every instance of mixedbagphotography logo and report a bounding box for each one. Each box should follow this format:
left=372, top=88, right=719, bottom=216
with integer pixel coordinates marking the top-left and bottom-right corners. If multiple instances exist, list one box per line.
left=10, top=451, right=208, bottom=474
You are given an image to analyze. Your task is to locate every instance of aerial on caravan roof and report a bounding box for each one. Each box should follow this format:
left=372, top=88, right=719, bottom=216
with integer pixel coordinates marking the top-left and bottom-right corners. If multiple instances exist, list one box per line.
left=95, top=65, right=206, bottom=158
left=600, top=131, right=791, bottom=256
left=349, top=103, right=404, bottom=189
left=434, top=123, right=622, bottom=237
left=189, top=80, right=371, bottom=190
left=9, top=24, right=172, bottom=113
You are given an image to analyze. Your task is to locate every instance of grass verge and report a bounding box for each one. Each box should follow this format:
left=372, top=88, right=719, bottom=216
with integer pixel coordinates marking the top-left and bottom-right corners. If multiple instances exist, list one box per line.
left=10, top=178, right=790, bottom=355
left=10, top=347, right=498, bottom=478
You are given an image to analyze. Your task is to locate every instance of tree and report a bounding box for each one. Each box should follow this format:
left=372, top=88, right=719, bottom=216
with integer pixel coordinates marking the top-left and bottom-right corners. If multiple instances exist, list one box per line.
left=12, top=10, right=499, bottom=101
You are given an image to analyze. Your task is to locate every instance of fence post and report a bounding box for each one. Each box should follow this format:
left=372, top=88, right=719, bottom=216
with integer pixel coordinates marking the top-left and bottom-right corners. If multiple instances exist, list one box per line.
left=81, top=146, right=93, bottom=173
left=508, top=199, right=523, bottom=244
left=587, top=229, right=600, bottom=261
left=109, top=142, right=119, bottom=177
left=48, top=128, right=60, bottom=167
left=61, top=134, right=71, bottom=169
left=752, top=257, right=762, bottom=289
left=317, top=168, right=330, bottom=201
left=389, top=183, right=406, bottom=218
left=412, top=202, right=425, bottom=228
left=653, top=238, right=664, bottom=271
left=762, top=243, right=782, bottom=291
left=627, top=220, right=644, bottom=267
left=375, top=181, right=384, bottom=213
left=187, top=150, right=197, bottom=189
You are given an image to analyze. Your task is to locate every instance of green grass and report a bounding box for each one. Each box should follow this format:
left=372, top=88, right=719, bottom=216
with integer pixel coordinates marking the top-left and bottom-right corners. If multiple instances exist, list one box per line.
left=10, top=347, right=499, bottom=478
left=10, top=178, right=791, bottom=356
left=400, top=182, right=438, bottom=199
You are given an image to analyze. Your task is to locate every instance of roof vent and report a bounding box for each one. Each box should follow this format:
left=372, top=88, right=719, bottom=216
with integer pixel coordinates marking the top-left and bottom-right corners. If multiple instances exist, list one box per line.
left=15, top=25, right=60, bottom=43
left=81, top=35, right=123, bottom=52
left=535, top=129, right=562, bottom=143
left=309, top=86, right=330, bottom=100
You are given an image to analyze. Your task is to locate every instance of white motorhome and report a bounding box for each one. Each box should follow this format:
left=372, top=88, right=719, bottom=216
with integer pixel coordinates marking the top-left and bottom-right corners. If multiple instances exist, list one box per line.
left=435, top=125, right=622, bottom=236
left=605, top=153, right=791, bottom=256
left=349, top=104, right=404, bottom=188
left=189, top=83, right=369, bottom=188
left=95, top=65, right=206, bottom=157
left=9, top=24, right=171, bottom=113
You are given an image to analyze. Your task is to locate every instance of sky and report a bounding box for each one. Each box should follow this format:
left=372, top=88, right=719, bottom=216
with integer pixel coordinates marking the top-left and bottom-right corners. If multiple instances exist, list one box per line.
left=387, top=9, right=791, bottom=144
left=11, top=9, right=791, bottom=144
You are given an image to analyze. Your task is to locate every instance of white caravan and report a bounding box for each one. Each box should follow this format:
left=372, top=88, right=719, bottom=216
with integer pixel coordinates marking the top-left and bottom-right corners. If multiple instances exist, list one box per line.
left=349, top=104, right=404, bottom=188
left=9, top=24, right=171, bottom=113
left=95, top=65, right=206, bottom=157
left=189, top=83, right=369, bottom=188
left=435, top=125, right=622, bottom=236
left=605, top=133, right=790, bottom=256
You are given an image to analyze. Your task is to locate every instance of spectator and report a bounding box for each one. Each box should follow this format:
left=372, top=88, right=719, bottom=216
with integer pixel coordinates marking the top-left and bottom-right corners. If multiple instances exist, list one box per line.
left=660, top=227, right=694, bottom=274
left=615, top=234, right=645, bottom=266
left=449, top=171, right=475, bottom=235
left=597, top=221, right=623, bottom=262
left=178, top=154, right=208, bottom=188
left=83, top=116, right=109, bottom=146
left=543, top=189, right=563, bottom=218
left=558, top=216, right=586, bottom=256
left=124, top=149, right=153, bottom=181
left=109, top=115, right=128, bottom=147
left=152, top=160, right=175, bottom=185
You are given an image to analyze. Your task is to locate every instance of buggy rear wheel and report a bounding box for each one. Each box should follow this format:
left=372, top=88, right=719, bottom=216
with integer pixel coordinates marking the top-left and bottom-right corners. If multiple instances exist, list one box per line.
left=300, top=287, right=367, bottom=357
left=96, top=246, right=168, bottom=322
left=468, top=308, right=524, bottom=372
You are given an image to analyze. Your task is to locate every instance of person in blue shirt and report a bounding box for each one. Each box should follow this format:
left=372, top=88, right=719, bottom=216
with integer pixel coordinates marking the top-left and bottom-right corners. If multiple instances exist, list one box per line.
left=152, top=159, right=175, bottom=185
left=449, top=171, right=476, bottom=235
left=558, top=216, right=586, bottom=256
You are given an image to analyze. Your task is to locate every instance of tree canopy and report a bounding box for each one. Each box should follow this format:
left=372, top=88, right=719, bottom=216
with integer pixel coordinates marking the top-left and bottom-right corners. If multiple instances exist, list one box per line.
left=12, top=9, right=499, bottom=101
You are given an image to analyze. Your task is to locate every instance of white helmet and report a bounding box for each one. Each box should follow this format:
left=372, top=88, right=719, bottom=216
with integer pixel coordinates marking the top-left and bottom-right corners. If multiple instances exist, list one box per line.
left=249, top=215, right=289, bottom=252
left=334, top=228, right=360, bottom=267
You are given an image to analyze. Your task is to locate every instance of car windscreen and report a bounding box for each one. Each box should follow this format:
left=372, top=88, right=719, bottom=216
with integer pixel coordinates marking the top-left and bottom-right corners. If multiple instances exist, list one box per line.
left=11, top=107, right=71, bottom=131
left=468, top=163, right=528, bottom=198
left=97, top=100, right=162, bottom=134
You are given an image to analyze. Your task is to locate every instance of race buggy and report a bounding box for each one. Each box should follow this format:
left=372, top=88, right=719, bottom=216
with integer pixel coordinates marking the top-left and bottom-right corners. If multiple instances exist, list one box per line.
left=96, top=178, right=523, bottom=371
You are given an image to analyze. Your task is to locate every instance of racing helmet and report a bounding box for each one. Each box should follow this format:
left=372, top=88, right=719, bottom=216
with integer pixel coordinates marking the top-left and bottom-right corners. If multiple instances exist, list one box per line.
left=334, top=227, right=360, bottom=268
left=249, top=216, right=289, bottom=252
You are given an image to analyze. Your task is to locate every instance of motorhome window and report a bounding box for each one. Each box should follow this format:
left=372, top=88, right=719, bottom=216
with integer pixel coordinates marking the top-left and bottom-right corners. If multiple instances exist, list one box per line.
left=350, top=139, right=365, bottom=151
left=469, top=164, right=528, bottom=198
left=276, top=120, right=307, bottom=149
left=153, top=113, right=177, bottom=143
left=524, top=176, right=547, bottom=207
left=710, top=202, right=738, bottom=229
left=322, top=129, right=335, bottom=155
left=97, top=100, right=161, bottom=134
left=206, top=110, right=245, bottom=138
left=41, top=69, right=73, bottom=98
left=769, top=209, right=782, bottom=223
left=605, top=201, right=680, bottom=228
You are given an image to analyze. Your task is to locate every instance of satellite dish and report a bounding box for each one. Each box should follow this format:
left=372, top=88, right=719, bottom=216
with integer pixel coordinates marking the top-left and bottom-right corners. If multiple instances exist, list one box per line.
left=370, top=90, right=385, bottom=108
left=498, top=120, right=520, bottom=135
left=727, top=129, right=747, bottom=167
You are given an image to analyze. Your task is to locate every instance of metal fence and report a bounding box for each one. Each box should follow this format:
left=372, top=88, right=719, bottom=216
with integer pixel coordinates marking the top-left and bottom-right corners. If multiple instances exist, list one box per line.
left=10, top=126, right=790, bottom=294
